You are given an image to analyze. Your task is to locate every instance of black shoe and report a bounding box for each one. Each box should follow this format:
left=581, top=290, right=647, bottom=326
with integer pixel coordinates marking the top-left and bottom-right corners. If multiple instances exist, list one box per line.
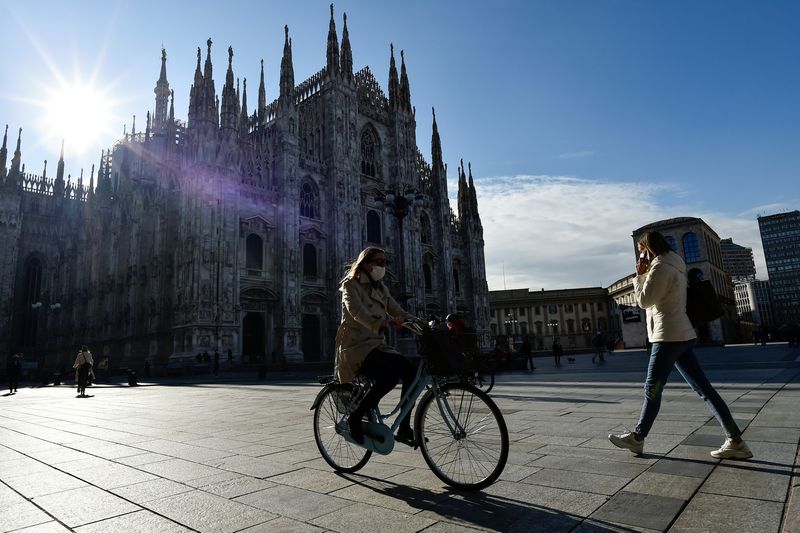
left=348, top=414, right=365, bottom=445
left=395, top=426, right=415, bottom=447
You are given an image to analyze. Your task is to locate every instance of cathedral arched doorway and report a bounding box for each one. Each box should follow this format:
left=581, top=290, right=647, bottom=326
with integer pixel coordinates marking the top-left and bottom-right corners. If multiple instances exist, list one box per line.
left=302, top=314, right=321, bottom=362
left=242, top=312, right=266, bottom=363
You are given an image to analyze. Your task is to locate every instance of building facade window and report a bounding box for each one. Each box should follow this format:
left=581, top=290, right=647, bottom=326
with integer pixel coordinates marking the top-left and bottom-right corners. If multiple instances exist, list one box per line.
left=420, top=213, right=432, bottom=244
left=535, top=321, right=543, bottom=335
left=246, top=234, right=263, bottom=270
left=360, top=127, right=380, bottom=177
left=300, top=181, right=319, bottom=219
left=567, top=319, right=575, bottom=333
left=423, top=263, right=433, bottom=293
left=683, top=232, right=701, bottom=263
left=582, top=318, right=591, bottom=331
left=564, top=304, right=573, bottom=313
left=366, top=210, right=381, bottom=244
left=303, top=243, right=317, bottom=278
left=453, top=268, right=461, bottom=294
left=548, top=304, right=557, bottom=314
left=519, top=307, right=525, bottom=316
left=665, top=235, right=678, bottom=252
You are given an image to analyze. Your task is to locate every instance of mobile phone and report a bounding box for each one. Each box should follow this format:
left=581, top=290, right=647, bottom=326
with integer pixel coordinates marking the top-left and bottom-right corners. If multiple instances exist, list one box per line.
left=639, top=251, right=649, bottom=262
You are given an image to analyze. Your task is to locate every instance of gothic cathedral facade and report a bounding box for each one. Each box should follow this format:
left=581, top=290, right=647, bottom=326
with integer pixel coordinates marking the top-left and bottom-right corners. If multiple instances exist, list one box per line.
left=0, top=7, right=489, bottom=370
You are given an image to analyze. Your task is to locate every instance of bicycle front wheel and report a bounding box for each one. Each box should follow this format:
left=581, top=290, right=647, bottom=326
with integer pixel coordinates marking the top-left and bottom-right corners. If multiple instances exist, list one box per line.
left=313, top=385, right=372, bottom=473
left=416, top=383, right=508, bottom=490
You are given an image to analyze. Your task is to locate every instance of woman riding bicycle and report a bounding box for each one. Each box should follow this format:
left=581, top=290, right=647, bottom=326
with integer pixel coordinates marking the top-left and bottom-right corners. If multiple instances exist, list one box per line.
left=334, top=246, right=416, bottom=446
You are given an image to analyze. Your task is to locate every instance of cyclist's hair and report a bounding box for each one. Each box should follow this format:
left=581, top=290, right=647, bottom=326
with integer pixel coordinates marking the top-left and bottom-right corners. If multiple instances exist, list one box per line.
left=637, top=231, right=673, bottom=257
left=341, top=246, right=385, bottom=285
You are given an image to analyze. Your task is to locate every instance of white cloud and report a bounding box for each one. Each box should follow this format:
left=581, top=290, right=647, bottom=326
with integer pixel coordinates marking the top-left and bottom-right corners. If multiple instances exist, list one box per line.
left=470, top=174, right=771, bottom=291
left=557, top=150, right=596, bottom=159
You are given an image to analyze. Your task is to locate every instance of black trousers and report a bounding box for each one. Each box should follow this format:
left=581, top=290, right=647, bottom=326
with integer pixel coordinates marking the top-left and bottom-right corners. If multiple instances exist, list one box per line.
left=8, top=371, right=19, bottom=392
left=355, top=349, right=416, bottom=430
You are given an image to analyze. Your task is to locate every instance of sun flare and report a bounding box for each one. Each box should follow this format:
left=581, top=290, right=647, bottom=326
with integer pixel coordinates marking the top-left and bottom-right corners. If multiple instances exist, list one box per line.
left=39, top=80, right=119, bottom=157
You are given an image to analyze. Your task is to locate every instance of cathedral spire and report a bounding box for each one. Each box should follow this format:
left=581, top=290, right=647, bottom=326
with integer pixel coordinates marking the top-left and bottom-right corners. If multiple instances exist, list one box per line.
left=88, top=163, right=95, bottom=199
left=457, top=159, right=469, bottom=221
left=56, top=139, right=65, bottom=183
left=10, top=127, right=21, bottom=176
left=399, top=50, right=411, bottom=111
left=221, top=46, right=238, bottom=131
left=0, top=124, right=8, bottom=180
left=145, top=110, right=151, bottom=138
left=154, top=47, right=170, bottom=131
left=204, top=38, right=214, bottom=82
left=239, top=78, right=249, bottom=137
left=280, top=26, right=295, bottom=104
left=388, top=44, right=399, bottom=110
left=431, top=107, right=443, bottom=172
left=326, top=3, right=339, bottom=78
left=468, top=162, right=482, bottom=227
left=258, top=59, right=267, bottom=121
left=340, top=12, right=353, bottom=81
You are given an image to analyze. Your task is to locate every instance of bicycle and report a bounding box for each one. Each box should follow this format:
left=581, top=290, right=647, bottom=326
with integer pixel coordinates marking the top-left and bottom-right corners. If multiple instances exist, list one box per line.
left=311, top=316, right=509, bottom=491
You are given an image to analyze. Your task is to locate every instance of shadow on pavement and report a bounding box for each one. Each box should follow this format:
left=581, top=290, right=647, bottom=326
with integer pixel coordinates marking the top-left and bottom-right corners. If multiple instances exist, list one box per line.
left=491, top=394, right=619, bottom=404
left=338, top=472, right=622, bottom=532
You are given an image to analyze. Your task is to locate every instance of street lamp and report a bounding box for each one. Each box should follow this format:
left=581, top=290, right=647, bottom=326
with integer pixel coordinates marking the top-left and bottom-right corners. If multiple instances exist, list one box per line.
left=547, top=319, right=559, bottom=338
left=375, top=184, right=425, bottom=308
left=504, top=313, right=518, bottom=335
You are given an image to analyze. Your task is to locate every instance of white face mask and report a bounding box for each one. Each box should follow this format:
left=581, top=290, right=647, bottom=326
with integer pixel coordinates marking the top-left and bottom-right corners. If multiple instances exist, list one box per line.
left=371, top=266, right=386, bottom=281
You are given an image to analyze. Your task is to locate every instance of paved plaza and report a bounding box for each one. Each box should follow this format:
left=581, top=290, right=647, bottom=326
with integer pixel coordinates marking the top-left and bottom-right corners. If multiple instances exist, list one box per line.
left=1, top=344, right=799, bottom=532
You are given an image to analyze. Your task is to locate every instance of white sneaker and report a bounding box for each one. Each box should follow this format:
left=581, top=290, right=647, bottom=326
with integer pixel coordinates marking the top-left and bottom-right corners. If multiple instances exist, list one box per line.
left=608, top=432, right=644, bottom=455
left=710, top=438, right=753, bottom=459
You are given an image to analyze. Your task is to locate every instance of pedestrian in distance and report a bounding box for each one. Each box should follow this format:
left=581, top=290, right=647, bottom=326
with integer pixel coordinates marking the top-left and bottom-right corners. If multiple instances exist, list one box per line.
left=609, top=231, right=752, bottom=460
left=592, top=331, right=606, bottom=363
left=7, top=353, right=21, bottom=393
left=552, top=339, right=562, bottom=366
left=213, top=350, right=220, bottom=376
left=334, top=246, right=416, bottom=447
left=73, top=346, right=94, bottom=398
left=520, top=337, right=534, bottom=372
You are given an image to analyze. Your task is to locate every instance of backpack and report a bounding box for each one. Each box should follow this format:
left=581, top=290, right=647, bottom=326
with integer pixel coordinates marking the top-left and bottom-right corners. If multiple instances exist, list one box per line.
left=686, top=279, right=724, bottom=327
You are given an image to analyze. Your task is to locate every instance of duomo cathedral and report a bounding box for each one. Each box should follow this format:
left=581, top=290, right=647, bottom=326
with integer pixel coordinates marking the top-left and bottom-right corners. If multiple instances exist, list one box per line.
left=0, top=6, right=488, bottom=370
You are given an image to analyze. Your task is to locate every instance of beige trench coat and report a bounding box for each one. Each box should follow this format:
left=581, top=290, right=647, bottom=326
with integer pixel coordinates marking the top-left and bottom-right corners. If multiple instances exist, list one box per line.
left=334, top=274, right=406, bottom=383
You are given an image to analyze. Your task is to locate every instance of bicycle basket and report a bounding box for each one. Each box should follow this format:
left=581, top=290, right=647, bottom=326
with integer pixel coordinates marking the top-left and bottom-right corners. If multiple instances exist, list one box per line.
left=419, top=329, right=467, bottom=376
left=333, top=385, right=355, bottom=415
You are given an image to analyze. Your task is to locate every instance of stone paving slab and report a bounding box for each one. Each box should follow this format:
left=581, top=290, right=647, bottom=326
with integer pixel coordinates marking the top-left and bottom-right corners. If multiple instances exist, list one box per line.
left=590, top=491, right=685, bottom=531
left=0, top=344, right=798, bottom=532
left=670, top=492, right=784, bottom=532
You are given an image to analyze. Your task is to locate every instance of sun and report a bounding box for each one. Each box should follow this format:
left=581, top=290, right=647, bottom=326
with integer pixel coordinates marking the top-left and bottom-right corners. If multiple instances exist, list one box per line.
left=39, top=79, right=120, bottom=157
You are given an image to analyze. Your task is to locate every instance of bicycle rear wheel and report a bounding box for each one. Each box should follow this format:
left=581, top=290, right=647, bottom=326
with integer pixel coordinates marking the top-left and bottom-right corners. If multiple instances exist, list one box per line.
left=416, top=383, right=508, bottom=490
left=313, top=385, right=372, bottom=473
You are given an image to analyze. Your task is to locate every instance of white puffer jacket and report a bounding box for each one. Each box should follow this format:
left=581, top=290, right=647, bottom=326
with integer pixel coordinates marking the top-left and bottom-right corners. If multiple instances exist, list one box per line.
left=633, top=250, right=697, bottom=343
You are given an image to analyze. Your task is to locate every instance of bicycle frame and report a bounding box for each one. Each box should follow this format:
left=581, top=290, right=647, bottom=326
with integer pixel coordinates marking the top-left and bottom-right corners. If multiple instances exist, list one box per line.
left=337, top=351, right=468, bottom=455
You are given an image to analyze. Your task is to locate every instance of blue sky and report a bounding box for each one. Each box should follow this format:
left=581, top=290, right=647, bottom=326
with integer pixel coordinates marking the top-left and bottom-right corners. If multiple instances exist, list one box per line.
left=1, top=1, right=797, bottom=290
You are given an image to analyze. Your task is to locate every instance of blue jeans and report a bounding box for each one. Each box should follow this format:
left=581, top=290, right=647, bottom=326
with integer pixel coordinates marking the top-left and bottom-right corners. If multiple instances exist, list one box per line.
left=635, top=339, right=741, bottom=439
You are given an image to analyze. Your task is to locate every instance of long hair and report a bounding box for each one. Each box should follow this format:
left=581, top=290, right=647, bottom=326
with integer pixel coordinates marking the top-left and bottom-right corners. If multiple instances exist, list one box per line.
left=340, top=246, right=385, bottom=286
left=637, top=231, right=673, bottom=257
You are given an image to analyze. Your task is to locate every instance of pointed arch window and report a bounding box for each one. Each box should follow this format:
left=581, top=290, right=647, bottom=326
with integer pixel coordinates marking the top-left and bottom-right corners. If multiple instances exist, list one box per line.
left=682, top=232, right=701, bottom=263
left=360, top=127, right=380, bottom=177
left=303, top=243, right=318, bottom=278
left=23, top=257, right=43, bottom=347
left=423, top=263, right=433, bottom=293
left=366, top=210, right=381, bottom=244
left=246, top=234, right=263, bottom=270
left=300, top=180, right=320, bottom=219
left=420, top=213, right=432, bottom=244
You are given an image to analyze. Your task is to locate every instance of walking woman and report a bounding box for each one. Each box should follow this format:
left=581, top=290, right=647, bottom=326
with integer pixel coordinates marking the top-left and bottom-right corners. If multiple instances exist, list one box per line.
left=609, top=231, right=752, bottom=459
left=334, top=247, right=415, bottom=446
left=74, top=345, right=94, bottom=397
